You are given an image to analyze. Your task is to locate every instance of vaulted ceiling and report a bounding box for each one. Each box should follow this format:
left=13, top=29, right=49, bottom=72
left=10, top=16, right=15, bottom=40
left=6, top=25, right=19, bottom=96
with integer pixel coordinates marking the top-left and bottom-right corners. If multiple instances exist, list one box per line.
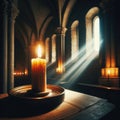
left=15, top=0, right=75, bottom=48
left=14, top=0, right=118, bottom=71
left=15, top=0, right=101, bottom=49
left=14, top=0, right=79, bottom=69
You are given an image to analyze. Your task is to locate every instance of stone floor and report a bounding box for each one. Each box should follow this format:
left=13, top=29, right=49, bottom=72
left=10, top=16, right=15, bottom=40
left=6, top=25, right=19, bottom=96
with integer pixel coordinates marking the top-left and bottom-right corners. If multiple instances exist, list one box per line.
left=0, top=89, right=116, bottom=120
left=13, top=75, right=120, bottom=120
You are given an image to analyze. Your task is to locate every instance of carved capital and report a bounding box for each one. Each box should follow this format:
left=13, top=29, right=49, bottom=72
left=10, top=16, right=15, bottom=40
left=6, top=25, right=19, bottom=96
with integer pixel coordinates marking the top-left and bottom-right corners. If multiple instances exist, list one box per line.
left=8, top=1, right=19, bottom=22
left=56, top=27, right=67, bottom=35
left=1, top=0, right=8, bottom=15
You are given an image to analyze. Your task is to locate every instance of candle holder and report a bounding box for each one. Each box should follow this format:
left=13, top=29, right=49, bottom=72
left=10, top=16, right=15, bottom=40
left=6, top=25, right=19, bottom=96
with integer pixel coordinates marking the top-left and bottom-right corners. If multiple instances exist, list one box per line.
left=27, top=89, right=51, bottom=97
left=8, top=45, right=65, bottom=109
left=9, top=84, right=65, bottom=107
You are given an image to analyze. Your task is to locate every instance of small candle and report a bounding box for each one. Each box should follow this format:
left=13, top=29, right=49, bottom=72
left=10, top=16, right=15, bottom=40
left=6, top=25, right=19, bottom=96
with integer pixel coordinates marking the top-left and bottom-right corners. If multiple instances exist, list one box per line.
left=31, top=45, right=47, bottom=92
left=107, top=70, right=110, bottom=75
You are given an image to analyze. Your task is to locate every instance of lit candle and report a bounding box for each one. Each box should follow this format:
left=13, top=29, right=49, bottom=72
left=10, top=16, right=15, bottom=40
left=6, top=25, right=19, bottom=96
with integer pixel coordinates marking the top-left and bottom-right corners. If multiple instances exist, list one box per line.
left=107, top=69, right=110, bottom=76
left=31, top=45, right=47, bottom=92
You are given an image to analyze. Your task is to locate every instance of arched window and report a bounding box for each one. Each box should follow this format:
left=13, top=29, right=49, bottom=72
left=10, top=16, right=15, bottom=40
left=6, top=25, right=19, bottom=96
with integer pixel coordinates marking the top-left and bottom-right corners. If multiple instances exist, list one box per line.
left=71, top=20, right=79, bottom=59
left=51, top=34, right=56, bottom=63
left=86, top=7, right=100, bottom=56
left=93, top=16, right=100, bottom=52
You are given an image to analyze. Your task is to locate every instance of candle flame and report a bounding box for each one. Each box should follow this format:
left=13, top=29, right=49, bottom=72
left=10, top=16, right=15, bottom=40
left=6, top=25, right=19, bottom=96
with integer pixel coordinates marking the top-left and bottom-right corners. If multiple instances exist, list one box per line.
left=56, top=61, right=64, bottom=74
left=107, top=69, right=110, bottom=75
left=37, top=45, right=42, bottom=58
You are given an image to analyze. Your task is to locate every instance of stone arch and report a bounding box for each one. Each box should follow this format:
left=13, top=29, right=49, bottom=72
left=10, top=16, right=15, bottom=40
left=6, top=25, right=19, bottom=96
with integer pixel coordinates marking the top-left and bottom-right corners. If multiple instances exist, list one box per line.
left=71, top=20, right=79, bottom=59
left=85, top=7, right=100, bottom=56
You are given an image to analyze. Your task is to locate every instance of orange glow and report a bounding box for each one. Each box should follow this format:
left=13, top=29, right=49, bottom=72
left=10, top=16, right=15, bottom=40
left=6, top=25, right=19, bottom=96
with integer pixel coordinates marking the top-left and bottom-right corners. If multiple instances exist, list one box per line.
left=31, top=45, right=46, bottom=92
left=106, top=53, right=116, bottom=68
left=37, top=45, right=42, bottom=58
left=101, top=67, right=119, bottom=78
left=24, top=69, right=28, bottom=75
left=107, top=69, right=110, bottom=75
left=13, top=71, right=25, bottom=76
left=56, top=67, right=63, bottom=74
left=56, top=61, right=64, bottom=74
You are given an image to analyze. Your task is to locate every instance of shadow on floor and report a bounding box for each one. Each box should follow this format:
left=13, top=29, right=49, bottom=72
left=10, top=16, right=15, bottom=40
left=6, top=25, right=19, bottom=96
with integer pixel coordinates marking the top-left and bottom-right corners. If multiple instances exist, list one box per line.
left=0, top=95, right=63, bottom=118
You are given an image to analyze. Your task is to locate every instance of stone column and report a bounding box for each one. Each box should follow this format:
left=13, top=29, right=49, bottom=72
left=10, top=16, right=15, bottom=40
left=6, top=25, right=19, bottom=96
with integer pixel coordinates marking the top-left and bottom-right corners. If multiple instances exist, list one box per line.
left=100, top=0, right=116, bottom=68
left=99, top=0, right=119, bottom=87
left=56, top=27, right=67, bottom=73
left=7, top=0, right=19, bottom=90
left=0, top=0, right=8, bottom=93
